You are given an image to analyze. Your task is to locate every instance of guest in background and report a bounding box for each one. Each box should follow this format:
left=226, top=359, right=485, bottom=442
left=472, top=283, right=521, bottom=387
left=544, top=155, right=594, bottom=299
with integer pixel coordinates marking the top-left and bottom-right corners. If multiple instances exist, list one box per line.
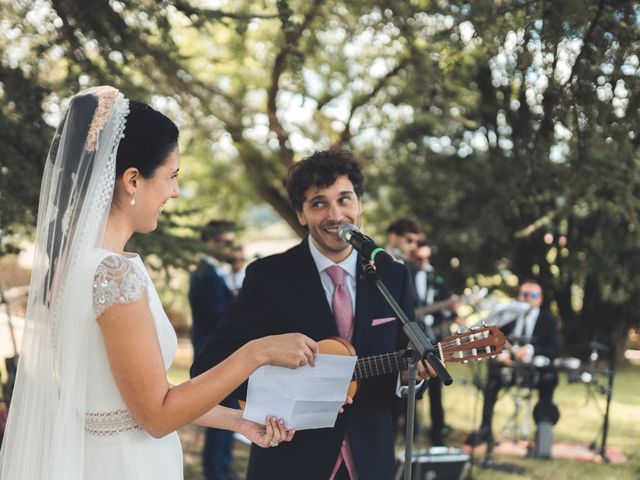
left=226, top=245, right=246, bottom=297
left=408, top=240, right=458, bottom=445
left=466, top=279, right=561, bottom=446
left=189, top=219, right=239, bottom=480
left=385, top=218, right=421, bottom=263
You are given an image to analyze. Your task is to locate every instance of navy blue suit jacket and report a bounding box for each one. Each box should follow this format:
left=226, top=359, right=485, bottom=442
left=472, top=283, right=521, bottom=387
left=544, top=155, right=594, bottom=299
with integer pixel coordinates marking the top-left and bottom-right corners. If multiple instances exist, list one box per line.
left=501, top=309, right=561, bottom=361
left=191, top=239, right=416, bottom=480
left=188, top=258, right=235, bottom=356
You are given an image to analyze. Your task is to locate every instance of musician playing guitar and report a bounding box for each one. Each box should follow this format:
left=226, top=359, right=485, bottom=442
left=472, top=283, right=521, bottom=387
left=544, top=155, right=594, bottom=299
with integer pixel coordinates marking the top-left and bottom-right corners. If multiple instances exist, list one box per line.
left=466, top=279, right=561, bottom=447
left=193, top=150, right=438, bottom=480
left=408, top=240, right=462, bottom=445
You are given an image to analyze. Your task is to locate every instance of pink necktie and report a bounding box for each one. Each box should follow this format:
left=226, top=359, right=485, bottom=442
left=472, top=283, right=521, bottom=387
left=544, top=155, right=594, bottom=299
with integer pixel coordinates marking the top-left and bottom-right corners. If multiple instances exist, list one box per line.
left=325, top=266, right=358, bottom=480
left=325, top=265, right=354, bottom=341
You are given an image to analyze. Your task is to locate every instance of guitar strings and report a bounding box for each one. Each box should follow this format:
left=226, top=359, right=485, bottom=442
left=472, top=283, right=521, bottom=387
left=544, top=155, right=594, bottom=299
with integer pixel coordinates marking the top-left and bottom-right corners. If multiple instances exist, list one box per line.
left=352, top=330, right=500, bottom=378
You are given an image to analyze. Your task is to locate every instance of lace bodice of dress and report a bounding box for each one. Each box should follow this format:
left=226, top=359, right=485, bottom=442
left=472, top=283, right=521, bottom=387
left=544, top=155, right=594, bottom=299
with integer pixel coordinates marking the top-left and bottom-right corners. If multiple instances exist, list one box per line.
left=93, top=254, right=147, bottom=317
left=86, top=252, right=177, bottom=436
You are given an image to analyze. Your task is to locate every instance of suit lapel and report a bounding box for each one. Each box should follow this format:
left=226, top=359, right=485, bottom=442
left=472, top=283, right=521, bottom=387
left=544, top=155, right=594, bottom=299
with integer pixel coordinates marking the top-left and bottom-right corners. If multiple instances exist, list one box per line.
left=285, top=240, right=339, bottom=339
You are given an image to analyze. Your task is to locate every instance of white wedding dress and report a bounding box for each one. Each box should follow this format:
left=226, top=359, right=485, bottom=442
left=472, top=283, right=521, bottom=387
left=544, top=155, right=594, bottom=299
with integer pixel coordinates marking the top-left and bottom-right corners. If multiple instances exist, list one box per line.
left=83, top=249, right=183, bottom=479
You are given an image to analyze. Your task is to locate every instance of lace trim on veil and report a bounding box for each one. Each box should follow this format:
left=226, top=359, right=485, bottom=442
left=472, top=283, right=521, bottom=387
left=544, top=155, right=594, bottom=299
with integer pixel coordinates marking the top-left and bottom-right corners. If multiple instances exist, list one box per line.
left=49, top=90, right=129, bottom=379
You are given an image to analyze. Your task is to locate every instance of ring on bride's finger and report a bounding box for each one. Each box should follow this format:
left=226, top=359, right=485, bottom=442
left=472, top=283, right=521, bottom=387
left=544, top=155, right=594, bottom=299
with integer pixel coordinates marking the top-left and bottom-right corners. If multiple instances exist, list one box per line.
left=270, top=441, right=279, bottom=447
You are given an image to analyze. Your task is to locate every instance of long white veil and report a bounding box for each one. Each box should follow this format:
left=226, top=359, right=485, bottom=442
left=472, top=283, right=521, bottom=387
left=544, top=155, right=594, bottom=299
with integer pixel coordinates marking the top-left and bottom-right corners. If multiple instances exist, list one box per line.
left=0, top=86, right=129, bottom=479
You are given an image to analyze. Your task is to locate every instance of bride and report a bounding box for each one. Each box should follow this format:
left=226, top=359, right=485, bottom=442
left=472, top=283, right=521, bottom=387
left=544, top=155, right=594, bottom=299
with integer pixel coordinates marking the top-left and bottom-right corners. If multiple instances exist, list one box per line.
left=0, top=86, right=318, bottom=479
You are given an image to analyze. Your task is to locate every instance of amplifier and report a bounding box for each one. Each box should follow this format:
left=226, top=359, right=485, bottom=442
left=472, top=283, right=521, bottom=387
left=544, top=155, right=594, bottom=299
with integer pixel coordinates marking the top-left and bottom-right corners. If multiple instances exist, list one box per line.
left=395, top=447, right=470, bottom=480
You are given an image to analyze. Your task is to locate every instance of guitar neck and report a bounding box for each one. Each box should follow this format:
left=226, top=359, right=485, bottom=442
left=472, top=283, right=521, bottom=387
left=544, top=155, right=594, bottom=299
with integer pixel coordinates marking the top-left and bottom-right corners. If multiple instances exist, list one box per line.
left=415, top=297, right=454, bottom=317
left=352, top=326, right=505, bottom=381
left=353, top=352, right=409, bottom=381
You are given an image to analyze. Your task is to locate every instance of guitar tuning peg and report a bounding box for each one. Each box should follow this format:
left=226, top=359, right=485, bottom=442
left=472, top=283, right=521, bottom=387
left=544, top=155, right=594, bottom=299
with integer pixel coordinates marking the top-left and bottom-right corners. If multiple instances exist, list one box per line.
left=463, top=359, right=469, bottom=364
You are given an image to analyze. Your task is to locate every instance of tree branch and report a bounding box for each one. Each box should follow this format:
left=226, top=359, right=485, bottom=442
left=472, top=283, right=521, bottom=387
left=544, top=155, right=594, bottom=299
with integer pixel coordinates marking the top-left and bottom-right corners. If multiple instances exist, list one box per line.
left=514, top=200, right=573, bottom=238
left=171, top=0, right=279, bottom=24
left=340, top=57, right=410, bottom=144
left=232, top=139, right=305, bottom=237
left=267, top=0, right=325, bottom=169
left=562, top=0, right=606, bottom=88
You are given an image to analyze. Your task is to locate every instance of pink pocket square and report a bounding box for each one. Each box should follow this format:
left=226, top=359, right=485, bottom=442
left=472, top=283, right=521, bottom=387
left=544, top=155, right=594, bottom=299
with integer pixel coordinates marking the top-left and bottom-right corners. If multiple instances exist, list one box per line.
left=371, top=317, right=396, bottom=327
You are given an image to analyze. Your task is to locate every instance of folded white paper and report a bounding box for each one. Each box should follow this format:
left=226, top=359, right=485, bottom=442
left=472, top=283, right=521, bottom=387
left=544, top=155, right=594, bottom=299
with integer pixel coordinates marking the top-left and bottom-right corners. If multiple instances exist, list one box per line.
left=242, top=353, right=357, bottom=430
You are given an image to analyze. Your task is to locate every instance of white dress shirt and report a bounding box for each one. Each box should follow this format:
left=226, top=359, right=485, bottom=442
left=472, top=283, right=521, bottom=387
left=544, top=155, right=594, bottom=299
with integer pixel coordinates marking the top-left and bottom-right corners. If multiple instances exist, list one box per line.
left=513, top=307, right=540, bottom=362
left=307, top=238, right=416, bottom=396
left=308, top=237, right=358, bottom=314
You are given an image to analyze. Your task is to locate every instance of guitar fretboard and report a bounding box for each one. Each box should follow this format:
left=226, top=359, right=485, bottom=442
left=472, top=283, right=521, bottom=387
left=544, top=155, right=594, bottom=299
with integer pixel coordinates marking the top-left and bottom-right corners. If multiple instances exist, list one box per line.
left=353, top=352, right=409, bottom=380
left=349, top=326, right=504, bottom=381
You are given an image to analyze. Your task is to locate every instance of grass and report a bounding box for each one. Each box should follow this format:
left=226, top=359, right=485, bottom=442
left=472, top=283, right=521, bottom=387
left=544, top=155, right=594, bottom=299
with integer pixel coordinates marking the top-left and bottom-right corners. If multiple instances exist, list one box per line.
left=169, top=362, right=640, bottom=479
left=427, top=362, right=640, bottom=480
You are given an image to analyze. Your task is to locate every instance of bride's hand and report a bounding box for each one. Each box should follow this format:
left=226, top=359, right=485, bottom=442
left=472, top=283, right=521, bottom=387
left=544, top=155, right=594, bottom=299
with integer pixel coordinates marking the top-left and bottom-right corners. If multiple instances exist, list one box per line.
left=238, top=416, right=295, bottom=449
left=248, top=333, right=318, bottom=369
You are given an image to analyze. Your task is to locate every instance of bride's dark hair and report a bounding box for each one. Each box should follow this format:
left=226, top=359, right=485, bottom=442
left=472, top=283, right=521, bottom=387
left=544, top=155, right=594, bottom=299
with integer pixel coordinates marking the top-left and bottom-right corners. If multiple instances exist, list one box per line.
left=115, top=101, right=179, bottom=178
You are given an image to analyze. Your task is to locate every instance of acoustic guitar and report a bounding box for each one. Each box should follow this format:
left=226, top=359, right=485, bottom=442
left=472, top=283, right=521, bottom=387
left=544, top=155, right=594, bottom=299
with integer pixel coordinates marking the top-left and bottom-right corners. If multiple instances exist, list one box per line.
left=413, top=287, right=487, bottom=318
left=414, top=296, right=460, bottom=318
left=414, top=288, right=487, bottom=339
left=318, top=325, right=505, bottom=400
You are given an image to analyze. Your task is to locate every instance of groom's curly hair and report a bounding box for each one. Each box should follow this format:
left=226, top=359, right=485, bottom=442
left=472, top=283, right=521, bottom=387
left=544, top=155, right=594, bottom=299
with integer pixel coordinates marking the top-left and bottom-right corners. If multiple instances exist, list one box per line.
left=286, top=147, right=364, bottom=212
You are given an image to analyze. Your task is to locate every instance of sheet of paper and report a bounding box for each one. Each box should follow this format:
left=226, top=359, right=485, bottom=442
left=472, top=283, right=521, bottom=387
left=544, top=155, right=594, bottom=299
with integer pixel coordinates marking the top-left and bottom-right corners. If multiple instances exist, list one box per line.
left=242, top=353, right=357, bottom=430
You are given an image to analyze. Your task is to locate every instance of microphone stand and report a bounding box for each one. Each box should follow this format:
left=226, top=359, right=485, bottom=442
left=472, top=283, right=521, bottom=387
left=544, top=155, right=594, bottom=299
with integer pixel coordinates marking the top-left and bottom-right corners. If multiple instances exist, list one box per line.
left=599, top=344, right=615, bottom=463
left=360, top=264, right=452, bottom=480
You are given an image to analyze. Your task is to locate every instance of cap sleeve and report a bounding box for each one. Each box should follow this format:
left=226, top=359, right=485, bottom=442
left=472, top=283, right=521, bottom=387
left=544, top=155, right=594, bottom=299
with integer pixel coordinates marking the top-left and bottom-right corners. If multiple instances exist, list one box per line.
left=93, top=255, right=147, bottom=318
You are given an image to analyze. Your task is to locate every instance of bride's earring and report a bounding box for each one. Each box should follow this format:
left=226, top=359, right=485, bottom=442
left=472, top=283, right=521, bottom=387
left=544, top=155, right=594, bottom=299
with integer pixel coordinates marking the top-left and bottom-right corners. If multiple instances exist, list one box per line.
left=129, top=192, right=136, bottom=206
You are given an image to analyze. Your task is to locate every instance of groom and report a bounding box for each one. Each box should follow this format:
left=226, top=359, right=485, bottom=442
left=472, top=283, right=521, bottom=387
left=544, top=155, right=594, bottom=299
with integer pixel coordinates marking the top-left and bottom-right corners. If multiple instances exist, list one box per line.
left=192, top=148, right=420, bottom=480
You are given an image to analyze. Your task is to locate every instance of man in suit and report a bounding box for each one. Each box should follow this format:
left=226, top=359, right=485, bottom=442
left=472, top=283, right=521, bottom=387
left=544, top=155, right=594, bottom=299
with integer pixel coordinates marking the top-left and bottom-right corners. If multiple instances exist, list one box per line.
left=467, top=279, right=561, bottom=445
left=225, top=245, right=246, bottom=297
left=408, top=240, right=457, bottom=446
left=189, top=219, right=239, bottom=480
left=192, top=148, right=427, bottom=480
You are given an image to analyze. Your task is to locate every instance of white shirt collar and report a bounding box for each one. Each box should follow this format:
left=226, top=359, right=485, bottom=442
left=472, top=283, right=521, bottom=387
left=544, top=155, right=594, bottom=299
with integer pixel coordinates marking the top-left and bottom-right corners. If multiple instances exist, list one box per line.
left=307, top=236, right=358, bottom=278
left=203, top=255, right=222, bottom=268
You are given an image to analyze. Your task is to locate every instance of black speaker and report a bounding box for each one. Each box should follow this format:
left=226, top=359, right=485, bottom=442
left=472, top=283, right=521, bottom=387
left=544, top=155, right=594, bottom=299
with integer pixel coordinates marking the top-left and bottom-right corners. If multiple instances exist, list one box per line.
left=395, top=447, right=470, bottom=480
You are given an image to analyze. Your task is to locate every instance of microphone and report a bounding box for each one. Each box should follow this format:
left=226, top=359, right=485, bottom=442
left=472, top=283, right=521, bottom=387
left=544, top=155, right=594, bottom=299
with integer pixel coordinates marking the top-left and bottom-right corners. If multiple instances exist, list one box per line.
left=337, top=223, right=395, bottom=269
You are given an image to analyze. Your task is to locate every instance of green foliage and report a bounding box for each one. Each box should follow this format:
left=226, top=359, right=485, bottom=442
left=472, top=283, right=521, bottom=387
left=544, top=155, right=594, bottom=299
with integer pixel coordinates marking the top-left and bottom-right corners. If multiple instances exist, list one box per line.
left=0, top=63, right=52, bottom=255
left=365, top=0, right=640, bottom=351
left=0, top=0, right=637, bottom=348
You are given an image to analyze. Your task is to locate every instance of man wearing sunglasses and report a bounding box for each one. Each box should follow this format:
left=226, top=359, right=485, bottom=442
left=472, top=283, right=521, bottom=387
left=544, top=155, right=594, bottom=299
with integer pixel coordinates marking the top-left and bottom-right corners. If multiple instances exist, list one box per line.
left=466, top=279, right=561, bottom=449
left=385, top=218, right=421, bottom=262
left=409, top=240, right=459, bottom=446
